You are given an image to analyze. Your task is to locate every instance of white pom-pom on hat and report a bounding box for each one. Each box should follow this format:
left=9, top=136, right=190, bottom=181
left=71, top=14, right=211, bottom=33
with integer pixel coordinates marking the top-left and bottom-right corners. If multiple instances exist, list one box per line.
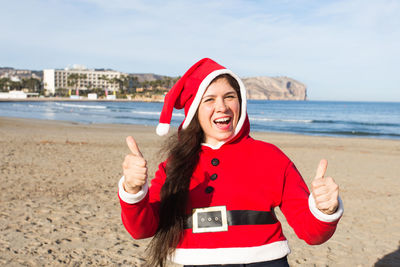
left=156, top=123, right=170, bottom=136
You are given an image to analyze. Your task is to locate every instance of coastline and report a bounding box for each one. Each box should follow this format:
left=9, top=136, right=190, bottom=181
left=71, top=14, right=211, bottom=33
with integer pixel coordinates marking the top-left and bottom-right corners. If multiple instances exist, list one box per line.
left=0, top=97, right=164, bottom=103
left=1, top=117, right=399, bottom=266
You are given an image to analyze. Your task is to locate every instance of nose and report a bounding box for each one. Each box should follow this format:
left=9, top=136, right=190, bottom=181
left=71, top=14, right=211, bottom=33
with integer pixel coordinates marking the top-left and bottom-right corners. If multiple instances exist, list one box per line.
left=215, top=97, right=228, bottom=112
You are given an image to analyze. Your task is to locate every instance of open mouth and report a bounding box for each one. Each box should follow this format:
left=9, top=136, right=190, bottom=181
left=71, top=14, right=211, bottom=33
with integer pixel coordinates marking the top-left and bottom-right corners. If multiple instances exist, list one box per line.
left=213, top=117, right=232, bottom=128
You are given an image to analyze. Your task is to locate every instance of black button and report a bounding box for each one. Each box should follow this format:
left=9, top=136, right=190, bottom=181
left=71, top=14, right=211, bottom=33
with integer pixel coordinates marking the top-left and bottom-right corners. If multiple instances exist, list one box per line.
left=210, top=173, right=218, bottom=180
left=205, top=186, right=214, bottom=194
left=211, top=158, right=219, bottom=166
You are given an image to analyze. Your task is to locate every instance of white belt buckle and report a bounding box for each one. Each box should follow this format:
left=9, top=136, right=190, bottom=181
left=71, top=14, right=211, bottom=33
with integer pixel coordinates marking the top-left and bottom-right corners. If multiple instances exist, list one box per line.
left=192, top=206, right=228, bottom=233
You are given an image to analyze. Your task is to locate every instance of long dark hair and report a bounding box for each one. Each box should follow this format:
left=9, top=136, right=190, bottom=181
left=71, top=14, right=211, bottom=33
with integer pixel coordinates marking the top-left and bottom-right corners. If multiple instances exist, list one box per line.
left=147, top=74, right=241, bottom=266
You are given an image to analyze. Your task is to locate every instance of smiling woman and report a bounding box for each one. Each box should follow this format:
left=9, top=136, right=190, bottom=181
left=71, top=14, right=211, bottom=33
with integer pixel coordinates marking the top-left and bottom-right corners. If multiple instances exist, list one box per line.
left=118, top=58, right=344, bottom=267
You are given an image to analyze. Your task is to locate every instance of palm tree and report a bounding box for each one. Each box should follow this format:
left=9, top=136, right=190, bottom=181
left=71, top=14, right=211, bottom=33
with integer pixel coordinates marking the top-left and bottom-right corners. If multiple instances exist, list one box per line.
left=120, top=75, right=130, bottom=94
left=109, top=77, right=120, bottom=95
left=78, top=74, right=87, bottom=90
left=86, top=81, right=93, bottom=94
left=68, top=73, right=88, bottom=96
left=110, top=75, right=130, bottom=96
left=22, top=78, right=42, bottom=93
left=67, top=73, right=79, bottom=96
left=99, top=75, right=109, bottom=97
left=0, top=77, right=11, bottom=92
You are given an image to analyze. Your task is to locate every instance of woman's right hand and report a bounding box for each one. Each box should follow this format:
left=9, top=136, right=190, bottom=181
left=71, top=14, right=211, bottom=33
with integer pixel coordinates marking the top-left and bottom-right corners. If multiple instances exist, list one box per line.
left=122, top=136, right=148, bottom=194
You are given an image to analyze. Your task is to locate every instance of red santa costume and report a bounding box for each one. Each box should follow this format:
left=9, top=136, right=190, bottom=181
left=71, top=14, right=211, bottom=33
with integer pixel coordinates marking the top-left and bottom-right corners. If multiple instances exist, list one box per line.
left=118, top=58, right=344, bottom=265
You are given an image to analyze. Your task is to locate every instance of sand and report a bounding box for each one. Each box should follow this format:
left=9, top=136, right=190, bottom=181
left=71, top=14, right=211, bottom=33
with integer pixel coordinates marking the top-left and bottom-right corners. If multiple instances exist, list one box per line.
left=1, top=116, right=399, bottom=266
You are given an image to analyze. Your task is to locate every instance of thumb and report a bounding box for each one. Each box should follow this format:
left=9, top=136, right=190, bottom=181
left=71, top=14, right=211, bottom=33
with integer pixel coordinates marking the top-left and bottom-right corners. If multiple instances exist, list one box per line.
left=314, top=159, right=328, bottom=180
left=126, top=136, right=143, bottom=157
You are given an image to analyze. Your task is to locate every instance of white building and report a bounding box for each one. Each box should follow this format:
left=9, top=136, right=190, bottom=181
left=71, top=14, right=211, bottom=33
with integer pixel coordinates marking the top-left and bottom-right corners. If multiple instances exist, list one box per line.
left=43, top=65, right=126, bottom=95
left=0, top=91, right=27, bottom=99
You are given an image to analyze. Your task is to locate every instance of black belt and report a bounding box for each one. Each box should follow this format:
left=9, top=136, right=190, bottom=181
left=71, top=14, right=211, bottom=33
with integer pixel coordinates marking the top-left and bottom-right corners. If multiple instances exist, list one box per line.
left=185, top=206, right=277, bottom=233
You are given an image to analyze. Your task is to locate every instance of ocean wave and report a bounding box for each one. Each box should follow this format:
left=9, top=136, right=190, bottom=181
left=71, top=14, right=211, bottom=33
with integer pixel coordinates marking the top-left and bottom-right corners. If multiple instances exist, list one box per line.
left=2, top=100, right=399, bottom=140
left=130, top=110, right=185, bottom=117
left=250, top=117, right=400, bottom=128
left=303, top=129, right=400, bottom=138
left=130, top=110, right=161, bottom=116
left=250, top=117, right=313, bottom=123
left=54, top=102, right=107, bottom=109
left=312, top=119, right=400, bottom=127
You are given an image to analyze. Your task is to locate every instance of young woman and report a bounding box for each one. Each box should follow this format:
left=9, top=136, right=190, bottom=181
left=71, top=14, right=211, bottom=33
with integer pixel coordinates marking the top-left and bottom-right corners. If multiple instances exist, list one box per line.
left=118, top=58, right=344, bottom=266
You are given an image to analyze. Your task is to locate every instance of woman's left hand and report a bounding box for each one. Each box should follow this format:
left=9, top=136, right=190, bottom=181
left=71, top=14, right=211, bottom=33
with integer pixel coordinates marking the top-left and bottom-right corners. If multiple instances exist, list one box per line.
left=311, top=159, right=339, bottom=215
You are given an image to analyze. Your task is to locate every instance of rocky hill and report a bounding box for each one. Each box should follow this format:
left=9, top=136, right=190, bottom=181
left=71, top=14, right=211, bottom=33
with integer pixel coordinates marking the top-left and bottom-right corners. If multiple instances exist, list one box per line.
left=129, top=73, right=168, bottom=83
left=242, top=76, right=307, bottom=100
left=132, top=74, right=308, bottom=101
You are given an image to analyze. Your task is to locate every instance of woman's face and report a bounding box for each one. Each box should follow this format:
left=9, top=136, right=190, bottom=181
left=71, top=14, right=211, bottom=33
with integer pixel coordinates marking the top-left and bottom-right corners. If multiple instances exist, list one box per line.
left=197, top=78, right=240, bottom=146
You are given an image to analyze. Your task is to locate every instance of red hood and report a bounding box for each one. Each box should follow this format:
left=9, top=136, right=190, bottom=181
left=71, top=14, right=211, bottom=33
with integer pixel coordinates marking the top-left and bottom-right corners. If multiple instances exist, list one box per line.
left=226, top=114, right=250, bottom=145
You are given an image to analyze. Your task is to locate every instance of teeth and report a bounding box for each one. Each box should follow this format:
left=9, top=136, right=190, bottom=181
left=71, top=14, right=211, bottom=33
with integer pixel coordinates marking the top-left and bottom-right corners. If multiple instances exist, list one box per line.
left=214, top=117, right=230, bottom=123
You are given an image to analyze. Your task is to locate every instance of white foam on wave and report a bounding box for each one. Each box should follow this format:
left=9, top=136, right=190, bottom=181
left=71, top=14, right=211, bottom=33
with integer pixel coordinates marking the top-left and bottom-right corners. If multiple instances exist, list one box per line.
left=250, top=116, right=312, bottom=123
left=131, top=110, right=185, bottom=117
left=131, top=110, right=161, bottom=116
left=55, top=103, right=107, bottom=109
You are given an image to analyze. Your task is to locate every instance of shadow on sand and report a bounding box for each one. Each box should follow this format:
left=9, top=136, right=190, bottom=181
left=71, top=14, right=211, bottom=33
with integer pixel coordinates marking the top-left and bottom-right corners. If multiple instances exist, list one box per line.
left=374, top=245, right=400, bottom=267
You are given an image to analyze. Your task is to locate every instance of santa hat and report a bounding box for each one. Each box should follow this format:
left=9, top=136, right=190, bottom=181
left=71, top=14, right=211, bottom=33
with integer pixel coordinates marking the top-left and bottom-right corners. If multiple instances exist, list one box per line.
left=156, top=58, right=247, bottom=136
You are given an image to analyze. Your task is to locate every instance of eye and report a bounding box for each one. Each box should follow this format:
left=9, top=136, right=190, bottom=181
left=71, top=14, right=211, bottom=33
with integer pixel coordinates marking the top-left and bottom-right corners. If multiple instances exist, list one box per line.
left=203, top=98, right=213, bottom=103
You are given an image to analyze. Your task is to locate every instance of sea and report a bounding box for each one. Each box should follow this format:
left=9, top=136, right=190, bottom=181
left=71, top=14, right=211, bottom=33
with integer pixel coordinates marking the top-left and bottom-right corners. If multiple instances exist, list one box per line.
left=1, top=100, right=399, bottom=140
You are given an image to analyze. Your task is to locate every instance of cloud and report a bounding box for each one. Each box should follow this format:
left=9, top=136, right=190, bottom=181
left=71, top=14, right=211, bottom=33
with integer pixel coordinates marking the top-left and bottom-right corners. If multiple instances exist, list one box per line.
left=1, top=0, right=400, bottom=100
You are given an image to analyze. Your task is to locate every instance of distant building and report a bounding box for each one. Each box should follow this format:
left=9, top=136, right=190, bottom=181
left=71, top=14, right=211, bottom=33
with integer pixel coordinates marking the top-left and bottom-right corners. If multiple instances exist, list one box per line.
left=43, top=65, right=127, bottom=95
left=0, top=67, right=41, bottom=81
left=0, top=90, right=33, bottom=99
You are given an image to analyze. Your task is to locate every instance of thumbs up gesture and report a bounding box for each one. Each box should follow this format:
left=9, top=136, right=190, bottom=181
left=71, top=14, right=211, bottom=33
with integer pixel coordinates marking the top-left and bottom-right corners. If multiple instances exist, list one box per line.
left=122, top=136, right=148, bottom=194
left=311, top=159, right=339, bottom=215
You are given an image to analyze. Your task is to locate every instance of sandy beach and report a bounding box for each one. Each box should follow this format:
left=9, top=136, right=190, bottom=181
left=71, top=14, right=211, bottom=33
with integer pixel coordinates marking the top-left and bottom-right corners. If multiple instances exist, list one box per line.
left=1, top=116, right=399, bottom=266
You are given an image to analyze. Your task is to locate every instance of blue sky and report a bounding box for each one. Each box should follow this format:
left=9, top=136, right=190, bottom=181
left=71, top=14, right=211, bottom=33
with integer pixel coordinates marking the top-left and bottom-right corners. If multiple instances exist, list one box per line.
left=1, top=0, right=399, bottom=101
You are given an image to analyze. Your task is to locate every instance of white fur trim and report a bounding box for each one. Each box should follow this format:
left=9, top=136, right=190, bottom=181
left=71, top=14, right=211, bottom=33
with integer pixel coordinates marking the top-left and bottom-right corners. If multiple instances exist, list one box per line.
left=308, top=194, right=344, bottom=222
left=156, top=123, right=170, bottom=136
left=170, top=240, right=290, bottom=265
left=182, top=69, right=247, bottom=139
left=118, top=176, right=149, bottom=204
left=231, top=71, right=247, bottom=137
left=201, top=141, right=225, bottom=150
